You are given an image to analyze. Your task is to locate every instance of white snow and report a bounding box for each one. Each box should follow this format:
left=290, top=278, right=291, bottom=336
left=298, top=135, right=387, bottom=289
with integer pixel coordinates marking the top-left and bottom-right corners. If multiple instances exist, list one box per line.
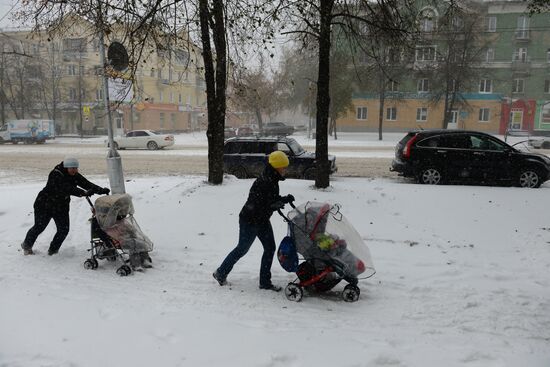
left=1, top=170, right=549, bottom=366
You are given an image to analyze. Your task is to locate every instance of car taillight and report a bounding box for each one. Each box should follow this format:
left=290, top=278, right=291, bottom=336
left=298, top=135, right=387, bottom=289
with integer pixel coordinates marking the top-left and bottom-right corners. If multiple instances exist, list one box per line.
left=402, top=134, right=418, bottom=159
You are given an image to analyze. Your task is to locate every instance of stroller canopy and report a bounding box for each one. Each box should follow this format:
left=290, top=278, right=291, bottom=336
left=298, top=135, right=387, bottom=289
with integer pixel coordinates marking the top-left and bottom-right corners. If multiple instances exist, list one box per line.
left=288, top=202, right=375, bottom=279
left=94, top=194, right=134, bottom=229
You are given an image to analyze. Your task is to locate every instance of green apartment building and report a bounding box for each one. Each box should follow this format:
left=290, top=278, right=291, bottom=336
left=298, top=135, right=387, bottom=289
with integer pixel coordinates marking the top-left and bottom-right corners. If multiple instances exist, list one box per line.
left=340, top=0, right=550, bottom=135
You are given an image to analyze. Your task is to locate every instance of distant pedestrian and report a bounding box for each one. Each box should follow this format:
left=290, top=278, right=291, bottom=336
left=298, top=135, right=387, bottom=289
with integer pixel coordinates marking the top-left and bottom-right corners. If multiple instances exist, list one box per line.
left=21, top=157, right=110, bottom=256
left=213, top=151, right=295, bottom=291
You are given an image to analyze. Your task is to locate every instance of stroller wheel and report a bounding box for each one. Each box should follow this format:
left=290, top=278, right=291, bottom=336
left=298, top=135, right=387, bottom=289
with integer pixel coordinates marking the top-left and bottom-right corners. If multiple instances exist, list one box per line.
left=116, top=265, right=132, bottom=277
left=84, top=258, right=98, bottom=270
left=342, top=284, right=360, bottom=302
left=284, top=283, right=303, bottom=302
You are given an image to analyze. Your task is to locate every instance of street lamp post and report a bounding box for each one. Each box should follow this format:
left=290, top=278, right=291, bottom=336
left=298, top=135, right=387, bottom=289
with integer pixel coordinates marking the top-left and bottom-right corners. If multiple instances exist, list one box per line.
left=98, top=29, right=125, bottom=194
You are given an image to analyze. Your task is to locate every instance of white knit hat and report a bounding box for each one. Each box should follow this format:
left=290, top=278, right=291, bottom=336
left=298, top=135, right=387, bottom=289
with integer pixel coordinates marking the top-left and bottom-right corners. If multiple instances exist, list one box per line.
left=63, top=157, right=79, bottom=168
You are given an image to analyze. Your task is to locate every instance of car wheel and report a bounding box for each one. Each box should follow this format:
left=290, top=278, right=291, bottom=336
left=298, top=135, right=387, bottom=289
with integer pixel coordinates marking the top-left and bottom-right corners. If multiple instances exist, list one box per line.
left=542, top=141, right=550, bottom=149
left=418, top=167, right=443, bottom=185
left=303, top=167, right=316, bottom=180
left=232, top=166, right=247, bottom=179
left=517, top=168, right=542, bottom=188
left=147, top=141, right=159, bottom=150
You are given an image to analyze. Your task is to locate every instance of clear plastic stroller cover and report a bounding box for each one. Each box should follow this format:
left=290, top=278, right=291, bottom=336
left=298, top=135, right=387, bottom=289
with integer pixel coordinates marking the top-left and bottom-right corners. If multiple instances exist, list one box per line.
left=94, top=194, right=153, bottom=253
left=288, top=202, right=375, bottom=279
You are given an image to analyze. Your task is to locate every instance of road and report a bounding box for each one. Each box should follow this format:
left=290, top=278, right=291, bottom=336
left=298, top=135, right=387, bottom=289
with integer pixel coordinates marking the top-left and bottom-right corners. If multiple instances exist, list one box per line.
left=0, top=142, right=395, bottom=182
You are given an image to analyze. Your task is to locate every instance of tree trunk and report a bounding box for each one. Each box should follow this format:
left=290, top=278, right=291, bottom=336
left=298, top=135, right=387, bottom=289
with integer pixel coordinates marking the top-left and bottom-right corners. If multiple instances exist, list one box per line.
left=442, top=88, right=450, bottom=129
left=314, top=0, right=334, bottom=189
left=199, top=0, right=226, bottom=185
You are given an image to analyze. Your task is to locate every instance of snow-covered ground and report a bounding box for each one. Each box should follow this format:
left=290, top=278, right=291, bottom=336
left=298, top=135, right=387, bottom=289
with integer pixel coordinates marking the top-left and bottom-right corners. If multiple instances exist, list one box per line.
left=1, top=174, right=549, bottom=367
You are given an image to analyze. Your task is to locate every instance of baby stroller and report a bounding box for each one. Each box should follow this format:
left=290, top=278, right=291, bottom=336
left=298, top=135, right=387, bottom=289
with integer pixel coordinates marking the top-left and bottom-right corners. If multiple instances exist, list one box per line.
left=277, top=201, right=375, bottom=302
left=83, top=194, right=154, bottom=276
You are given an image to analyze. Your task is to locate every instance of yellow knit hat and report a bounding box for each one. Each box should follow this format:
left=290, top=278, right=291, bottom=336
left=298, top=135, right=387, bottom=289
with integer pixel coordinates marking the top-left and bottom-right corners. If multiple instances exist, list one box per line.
left=268, top=151, right=289, bottom=169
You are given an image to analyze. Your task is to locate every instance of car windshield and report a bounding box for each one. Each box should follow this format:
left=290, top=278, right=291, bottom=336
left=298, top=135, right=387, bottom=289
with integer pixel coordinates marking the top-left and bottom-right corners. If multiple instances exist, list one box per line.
left=287, top=139, right=305, bottom=155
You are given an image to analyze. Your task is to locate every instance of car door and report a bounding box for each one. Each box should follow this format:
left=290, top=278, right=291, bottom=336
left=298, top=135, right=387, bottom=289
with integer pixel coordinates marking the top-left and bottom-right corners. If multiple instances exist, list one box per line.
left=134, top=131, right=149, bottom=148
left=468, top=133, right=512, bottom=182
left=415, top=134, right=468, bottom=180
left=119, top=131, right=134, bottom=148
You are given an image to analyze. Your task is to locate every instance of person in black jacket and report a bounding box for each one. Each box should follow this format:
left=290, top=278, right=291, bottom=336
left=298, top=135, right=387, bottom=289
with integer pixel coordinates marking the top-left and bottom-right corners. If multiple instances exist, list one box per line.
left=213, top=151, right=294, bottom=291
left=21, top=157, right=110, bottom=256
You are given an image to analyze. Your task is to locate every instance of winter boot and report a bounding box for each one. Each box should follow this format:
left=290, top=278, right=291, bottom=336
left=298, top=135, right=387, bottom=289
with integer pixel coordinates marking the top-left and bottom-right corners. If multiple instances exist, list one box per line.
left=47, top=249, right=58, bottom=256
left=212, top=271, right=227, bottom=286
left=21, top=242, right=34, bottom=256
left=259, top=284, right=282, bottom=292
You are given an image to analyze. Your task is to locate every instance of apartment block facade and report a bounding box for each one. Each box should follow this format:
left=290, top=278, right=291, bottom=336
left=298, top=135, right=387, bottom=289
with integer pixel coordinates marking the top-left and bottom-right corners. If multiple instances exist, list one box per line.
left=339, top=0, right=550, bottom=135
left=0, top=19, right=206, bottom=135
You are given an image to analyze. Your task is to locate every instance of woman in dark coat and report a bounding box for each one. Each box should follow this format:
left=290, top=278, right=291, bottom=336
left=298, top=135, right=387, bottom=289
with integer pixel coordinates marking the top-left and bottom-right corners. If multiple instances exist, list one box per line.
left=21, top=157, right=110, bottom=256
left=213, top=151, right=294, bottom=291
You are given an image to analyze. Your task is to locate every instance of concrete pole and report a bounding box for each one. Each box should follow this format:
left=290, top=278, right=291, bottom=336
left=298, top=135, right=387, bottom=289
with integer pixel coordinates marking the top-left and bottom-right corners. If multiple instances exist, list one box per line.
left=99, top=30, right=126, bottom=194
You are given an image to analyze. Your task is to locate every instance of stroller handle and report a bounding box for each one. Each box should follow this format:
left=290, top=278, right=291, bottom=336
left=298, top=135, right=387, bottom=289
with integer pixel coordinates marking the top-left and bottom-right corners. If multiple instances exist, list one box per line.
left=276, top=200, right=296, bottom=222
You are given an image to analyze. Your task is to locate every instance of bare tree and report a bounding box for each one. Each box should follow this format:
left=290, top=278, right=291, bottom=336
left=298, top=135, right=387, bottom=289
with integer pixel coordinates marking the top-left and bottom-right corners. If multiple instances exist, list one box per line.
left=424, top=1, right=487, bottom=129
left=272, top=0, right=415, bottom=188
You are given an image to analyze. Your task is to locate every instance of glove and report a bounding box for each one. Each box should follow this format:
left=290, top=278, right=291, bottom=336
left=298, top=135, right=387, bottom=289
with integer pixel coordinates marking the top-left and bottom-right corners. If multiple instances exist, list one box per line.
left=84, top=189, right=95, bottom=197
left=270, top=201, right=285, bottom=210
left=98, top=187, right=110, bottom=195
left=282, top=194, right=295, bottom=204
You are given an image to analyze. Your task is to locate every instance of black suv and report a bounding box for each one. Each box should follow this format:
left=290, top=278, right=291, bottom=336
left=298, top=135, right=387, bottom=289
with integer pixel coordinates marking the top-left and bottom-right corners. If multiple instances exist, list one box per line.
left=223, top=136, right=337, bottom=179
left=391, top=130, right=550, bottom=188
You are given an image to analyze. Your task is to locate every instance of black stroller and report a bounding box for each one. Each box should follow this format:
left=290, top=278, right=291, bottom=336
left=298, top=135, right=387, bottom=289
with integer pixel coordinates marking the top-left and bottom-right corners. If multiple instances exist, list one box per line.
left=83, top=194, right=153, bottom=276
left=277, top=201, right=375, bottom=302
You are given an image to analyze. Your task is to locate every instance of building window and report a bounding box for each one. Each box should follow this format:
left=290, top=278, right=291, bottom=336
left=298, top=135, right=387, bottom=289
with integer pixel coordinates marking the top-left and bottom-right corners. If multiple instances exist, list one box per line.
left=388, top=80, right=398, bottom=92
left=160, top=112, right=165, bottom=128
left=356, top=107, right=368, bottom=120
left=157, top=69, right=162, bottom=79
left=547, top=49, right=550, bottom=63
left=545, top=80, right=550, bottom=94
left=96, top=89, right=103, bottom=101
left=486, top=16, right=497, bottom=32
left=516, top=16, right=529, bottom=39
left=513, top=78, right=525, bottom=93
left=485, top=48, right=494, bottom=62
left=479, top=108, right=490, bottom=122
left=170, top=92, right=174, bottom=103
left=415, top=46, right=436, bottom=62
left=159, top=91, right=164, bottom=102
left=479, top=79, right=492, bottom=93
left=420, top=9, right=437, bottom=32
left=171, top=113, right=176, bottom=128
left=513, top=48, right=527, bottom=62
left=417, top=78, right=429, bottom=93
left=150, top=68, right=155, bottom=77
left=67, top=64, right=77, bottom=76
left=179, top=93, right=182, bottom=104
left=68, top=88, right=77, bottom=101
left=386, top=107, right=397, bottom=121
left=416, top=107, right=428, bottom=122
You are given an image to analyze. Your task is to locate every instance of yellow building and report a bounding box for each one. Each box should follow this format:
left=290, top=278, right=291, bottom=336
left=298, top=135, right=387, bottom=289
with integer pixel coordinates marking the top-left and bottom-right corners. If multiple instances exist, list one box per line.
left=338, top=94, right=502, bottom=133
left=0, top=19, right=206, bottom=135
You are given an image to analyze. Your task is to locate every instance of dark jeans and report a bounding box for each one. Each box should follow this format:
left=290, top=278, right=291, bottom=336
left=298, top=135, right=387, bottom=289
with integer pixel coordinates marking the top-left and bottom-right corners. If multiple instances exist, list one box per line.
left=217, top=218, right=276, bottom=287
left=24, top=202, right=70, bottom=253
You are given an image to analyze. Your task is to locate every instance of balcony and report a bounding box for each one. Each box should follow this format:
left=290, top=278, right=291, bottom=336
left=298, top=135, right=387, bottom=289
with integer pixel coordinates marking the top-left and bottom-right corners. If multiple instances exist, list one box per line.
left=511, top=58, right=531, bottom=73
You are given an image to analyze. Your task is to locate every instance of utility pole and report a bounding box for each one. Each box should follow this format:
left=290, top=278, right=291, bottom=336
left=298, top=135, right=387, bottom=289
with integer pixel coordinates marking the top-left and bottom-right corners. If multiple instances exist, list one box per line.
left=98, top=4, right=125, bottom=194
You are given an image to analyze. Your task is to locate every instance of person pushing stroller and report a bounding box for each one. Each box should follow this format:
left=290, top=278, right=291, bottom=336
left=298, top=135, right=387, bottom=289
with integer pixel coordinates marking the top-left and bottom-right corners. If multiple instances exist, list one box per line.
left=21, top=157, right=109, bottom=256
left=213, top=151, right=294, bottom=291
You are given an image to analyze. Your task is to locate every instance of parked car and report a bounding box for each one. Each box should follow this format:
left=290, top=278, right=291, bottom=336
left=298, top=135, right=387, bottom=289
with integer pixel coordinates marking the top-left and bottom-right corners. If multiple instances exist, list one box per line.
left=224, top=127, right=236, bottom=139
left=107, top=130, right=175, bottom=150
left=223, top=136, right=337, bottom=179
left=261, top=122, right=294, bottom=136
left=390, top=129, right=550, bottom=188
left=236, top=126, right=254, bottom=137
left=528, top=137, right=550, bottom=150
